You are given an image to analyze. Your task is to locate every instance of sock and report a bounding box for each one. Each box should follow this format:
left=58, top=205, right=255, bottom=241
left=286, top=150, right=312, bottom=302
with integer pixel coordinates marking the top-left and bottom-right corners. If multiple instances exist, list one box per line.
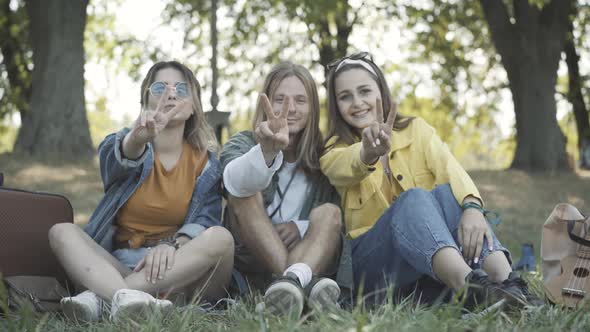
left=283, top=263, right=312, bottom=288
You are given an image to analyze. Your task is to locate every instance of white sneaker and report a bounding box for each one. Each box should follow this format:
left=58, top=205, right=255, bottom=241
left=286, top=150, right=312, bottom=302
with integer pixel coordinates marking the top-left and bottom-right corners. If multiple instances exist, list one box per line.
left=306, top=277, right=341, bottom=311
left=61, top=290, right=102, bottom=322
left=263, top=272, right=305, bottom=317
left=110, top=289, right=173, bottom=322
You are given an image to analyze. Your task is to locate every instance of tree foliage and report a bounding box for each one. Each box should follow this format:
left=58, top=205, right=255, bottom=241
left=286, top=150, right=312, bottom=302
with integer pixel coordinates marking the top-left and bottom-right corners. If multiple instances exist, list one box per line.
left=165, top=0, right=359, bottom=76
left=0, top=0, right=156, bottom=155
left=0, top=0, right=31, bottom=122
left=402, top=0, right=580, bottom=171
left=563, top=3, right=590, bottom=168
left=160, top=0, right=383, bottom=129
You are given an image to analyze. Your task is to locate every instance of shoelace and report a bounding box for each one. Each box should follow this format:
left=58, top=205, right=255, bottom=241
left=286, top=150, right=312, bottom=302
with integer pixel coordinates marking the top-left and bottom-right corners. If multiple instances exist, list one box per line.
left=469, top=274, right=496, bottom=289
left=503, top=277, right=530, bottom=296
left=466, top=275, right=500, bottom=303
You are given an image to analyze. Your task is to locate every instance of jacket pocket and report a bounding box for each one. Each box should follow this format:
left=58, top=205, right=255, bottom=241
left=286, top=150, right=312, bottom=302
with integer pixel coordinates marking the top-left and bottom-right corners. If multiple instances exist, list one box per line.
left=413, top=170, right=435, bottom=189
left=345, top=179, right=377, bottom=210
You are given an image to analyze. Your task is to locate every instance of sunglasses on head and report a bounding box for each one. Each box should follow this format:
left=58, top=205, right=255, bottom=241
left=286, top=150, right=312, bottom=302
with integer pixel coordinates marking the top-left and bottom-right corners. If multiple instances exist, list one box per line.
left=148, top=81, right=190, bottom=99
left=327, top=51, right=373, bottom=70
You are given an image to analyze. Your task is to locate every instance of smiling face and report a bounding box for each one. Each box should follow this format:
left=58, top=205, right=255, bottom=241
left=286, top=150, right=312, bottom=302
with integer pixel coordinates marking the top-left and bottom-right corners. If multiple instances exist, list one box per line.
left=334, top=68, right=382, bottom=134
left=146, top=67, right=193, bottom=123
left=271, top=75, right=310, bottom=136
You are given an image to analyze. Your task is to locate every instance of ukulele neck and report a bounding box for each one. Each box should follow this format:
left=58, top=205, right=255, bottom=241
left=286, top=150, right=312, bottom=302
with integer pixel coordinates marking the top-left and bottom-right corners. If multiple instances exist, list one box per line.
left=577, top=246, right=590, bottom=259
left=576, top=222, right=590, bottom=258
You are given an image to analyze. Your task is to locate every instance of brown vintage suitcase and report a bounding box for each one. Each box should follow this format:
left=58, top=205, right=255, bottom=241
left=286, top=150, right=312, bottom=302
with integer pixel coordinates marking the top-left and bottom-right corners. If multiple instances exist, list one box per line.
left=0, top=173, right=73, bottom=287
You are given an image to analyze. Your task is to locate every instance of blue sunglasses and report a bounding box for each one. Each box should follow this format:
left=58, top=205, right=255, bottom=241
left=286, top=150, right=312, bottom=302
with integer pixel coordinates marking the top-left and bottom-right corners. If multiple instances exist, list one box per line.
left=148, top=81, right=190, bottom=99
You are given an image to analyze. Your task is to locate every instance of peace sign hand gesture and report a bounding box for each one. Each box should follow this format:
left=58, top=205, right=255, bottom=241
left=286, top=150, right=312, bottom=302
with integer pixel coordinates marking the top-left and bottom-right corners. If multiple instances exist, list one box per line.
left=130, top=85, right=190, bottom=146
left=360, top=97, right=398, bottom=165
left=254, top=93, right=290, bottom=166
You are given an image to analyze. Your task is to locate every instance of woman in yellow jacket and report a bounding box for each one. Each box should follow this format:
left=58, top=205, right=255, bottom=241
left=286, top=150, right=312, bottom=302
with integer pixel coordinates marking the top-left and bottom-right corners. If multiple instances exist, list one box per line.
left=320, top=52, right=539, bottom=310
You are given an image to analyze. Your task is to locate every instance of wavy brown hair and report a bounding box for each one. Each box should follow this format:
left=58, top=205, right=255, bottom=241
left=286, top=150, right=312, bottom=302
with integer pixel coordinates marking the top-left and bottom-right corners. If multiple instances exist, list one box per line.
left=140, top=61, right=219, bottom=152
left=325, top=53, right=414, bottom=147
left=251, top=62, right=323, bottom=176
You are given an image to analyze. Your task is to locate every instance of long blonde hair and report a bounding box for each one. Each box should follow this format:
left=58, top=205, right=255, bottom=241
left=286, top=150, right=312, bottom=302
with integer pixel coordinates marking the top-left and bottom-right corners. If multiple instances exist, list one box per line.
left=140, top=61, right=219, bottom=152
left=251, top=62, right=323, bottom=176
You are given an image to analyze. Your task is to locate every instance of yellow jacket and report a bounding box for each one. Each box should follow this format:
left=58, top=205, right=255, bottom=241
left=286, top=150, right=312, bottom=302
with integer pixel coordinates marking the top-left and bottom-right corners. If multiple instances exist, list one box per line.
left=320, top=117, right=482, bottom=239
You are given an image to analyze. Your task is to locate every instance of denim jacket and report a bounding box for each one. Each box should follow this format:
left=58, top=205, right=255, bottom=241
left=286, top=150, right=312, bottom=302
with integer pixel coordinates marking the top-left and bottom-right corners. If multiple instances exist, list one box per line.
left=84, top=128, right=223, bottom=252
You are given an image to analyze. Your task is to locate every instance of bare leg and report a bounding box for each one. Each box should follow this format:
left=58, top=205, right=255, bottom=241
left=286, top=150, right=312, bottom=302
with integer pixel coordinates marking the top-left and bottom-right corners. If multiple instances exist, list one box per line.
left=228, top=194, right=288, bottom=274
left=125, top=226, right=234, bottom=301
left=49, top=223, right=132, bottom=300
left=432, top=247, right=473, bottom=290
left=482, top=251, right=511, bottom=282
left=287, top=203, right=342, bottom=276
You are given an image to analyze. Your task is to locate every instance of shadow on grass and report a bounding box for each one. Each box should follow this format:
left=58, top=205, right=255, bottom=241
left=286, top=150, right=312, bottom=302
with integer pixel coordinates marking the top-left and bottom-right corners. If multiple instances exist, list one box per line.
left=470, top=169, right=590, bottom=257
left=1, top=153, right=102, bottom=225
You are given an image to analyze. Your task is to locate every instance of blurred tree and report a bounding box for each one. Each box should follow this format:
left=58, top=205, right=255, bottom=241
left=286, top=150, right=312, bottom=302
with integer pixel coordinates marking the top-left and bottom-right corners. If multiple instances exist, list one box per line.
left=404, top=0, right=576, bottom=172
left=402, top=1, right=499, bottom=118
left=85, top=0, right=155, bottom=83
left=480, top=0, right=574, bottom=171
left=0, top=0, right=31, bottom=123
left=166, top=0, right=359, bottom=80
left=11, top=0, right=93, bottom=159
left=401, top=1, right=508, bottom=168
left=0, top=0, right=150, bottom=156
left=87, top=95, right=118, bottom=147
left=164, top=0, right=514, bottom=168
left=0, top=123, right=16, bottom=153
left=162, top=0, right=378, bottom=134
left=564, top=4, right=590, bottom=169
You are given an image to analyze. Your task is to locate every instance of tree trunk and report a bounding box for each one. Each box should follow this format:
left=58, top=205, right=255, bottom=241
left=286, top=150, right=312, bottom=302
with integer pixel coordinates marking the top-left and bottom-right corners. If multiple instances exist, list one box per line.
left=301, top=0, right=352, bottom=84
left=564, top=22, right=590, bottom=169
left=508, top=62, right=568, bottom=170
left=480, top=0, right=572, bottom=171
left=14, top=0, right=93, bottom=159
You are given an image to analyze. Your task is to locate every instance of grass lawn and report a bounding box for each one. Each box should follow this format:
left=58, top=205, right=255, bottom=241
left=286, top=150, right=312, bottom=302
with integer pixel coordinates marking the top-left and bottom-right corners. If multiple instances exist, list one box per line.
left=1, top=154, right=590, bottom=331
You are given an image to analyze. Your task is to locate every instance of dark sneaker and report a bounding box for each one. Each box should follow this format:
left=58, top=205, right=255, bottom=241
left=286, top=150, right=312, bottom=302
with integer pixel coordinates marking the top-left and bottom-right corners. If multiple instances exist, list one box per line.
left=462, top=269, right=526, bottom=311
left=501, top=272, right=544, bottom=307
left=263, top=272, right=305, bottom=317
left=305, top=277, right=340, bottom=311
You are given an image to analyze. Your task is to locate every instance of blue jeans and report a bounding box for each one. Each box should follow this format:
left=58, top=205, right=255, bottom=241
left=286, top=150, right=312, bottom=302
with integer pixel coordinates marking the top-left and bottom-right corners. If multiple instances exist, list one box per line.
left=351, top=184, right=510, bottom=303
left=112, top=248, right=148, bottom=269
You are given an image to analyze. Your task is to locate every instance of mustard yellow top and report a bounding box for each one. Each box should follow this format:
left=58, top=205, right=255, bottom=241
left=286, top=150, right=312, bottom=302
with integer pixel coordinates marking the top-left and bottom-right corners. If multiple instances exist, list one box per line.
left=320, top=117, right=482, bottom=239
left=116, top=142, right=207, bottom=248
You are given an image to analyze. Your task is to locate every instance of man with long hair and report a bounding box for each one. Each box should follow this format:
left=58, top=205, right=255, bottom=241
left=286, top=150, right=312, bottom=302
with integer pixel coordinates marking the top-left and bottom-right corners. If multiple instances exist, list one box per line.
left=221, top=62, right=352, bottom=318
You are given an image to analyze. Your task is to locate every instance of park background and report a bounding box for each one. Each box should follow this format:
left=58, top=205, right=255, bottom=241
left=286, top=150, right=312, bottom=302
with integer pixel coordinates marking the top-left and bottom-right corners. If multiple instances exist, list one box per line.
left=1, top=0, right=590, bottom=330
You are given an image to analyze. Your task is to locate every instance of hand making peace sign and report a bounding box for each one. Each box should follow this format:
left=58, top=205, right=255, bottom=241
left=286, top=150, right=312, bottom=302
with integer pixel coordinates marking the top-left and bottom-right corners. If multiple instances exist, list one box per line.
left=254, top=93, right=291, bottom=166
left=130, top=85, right=191, bottom=146
left=360, top=97, right=398, bottom=165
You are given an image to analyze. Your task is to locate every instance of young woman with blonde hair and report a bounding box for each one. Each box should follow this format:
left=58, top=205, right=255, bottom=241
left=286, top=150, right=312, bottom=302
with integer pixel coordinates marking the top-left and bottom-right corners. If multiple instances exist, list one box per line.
left=49, top=61, right=234, bottom=321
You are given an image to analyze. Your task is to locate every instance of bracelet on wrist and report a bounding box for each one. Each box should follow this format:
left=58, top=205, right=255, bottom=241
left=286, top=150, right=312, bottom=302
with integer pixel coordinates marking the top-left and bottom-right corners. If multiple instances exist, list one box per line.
left=158, top=238, right=181, bottom=250
left=461, top=202, right=501, bottom=226
left=173, top=237, right=184, bottom=250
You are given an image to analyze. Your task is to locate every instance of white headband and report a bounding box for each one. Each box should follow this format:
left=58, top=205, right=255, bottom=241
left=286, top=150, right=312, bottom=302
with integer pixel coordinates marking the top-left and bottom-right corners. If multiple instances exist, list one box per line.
left=335, top=58, right=377, bottom=76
